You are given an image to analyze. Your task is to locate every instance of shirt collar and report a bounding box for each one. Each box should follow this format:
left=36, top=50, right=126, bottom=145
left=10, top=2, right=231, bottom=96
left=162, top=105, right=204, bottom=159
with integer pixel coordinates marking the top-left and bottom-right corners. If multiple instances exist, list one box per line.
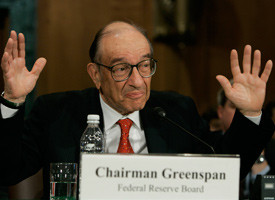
left=99, top=94, right=141, bottom=131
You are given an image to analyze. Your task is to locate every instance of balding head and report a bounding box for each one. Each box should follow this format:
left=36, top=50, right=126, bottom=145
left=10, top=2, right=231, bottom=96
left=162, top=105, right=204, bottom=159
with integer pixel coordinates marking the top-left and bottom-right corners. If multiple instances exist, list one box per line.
left=89, top=21, right=153, bottom=63
left=104, top=21, right=138, bottom=34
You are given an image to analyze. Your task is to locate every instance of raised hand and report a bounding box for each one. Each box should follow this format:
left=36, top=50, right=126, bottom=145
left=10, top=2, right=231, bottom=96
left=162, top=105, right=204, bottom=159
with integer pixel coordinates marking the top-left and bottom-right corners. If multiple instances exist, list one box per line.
left=216, top=45, right=273, bottom=117
left=1, top=31, right=46, bottom=103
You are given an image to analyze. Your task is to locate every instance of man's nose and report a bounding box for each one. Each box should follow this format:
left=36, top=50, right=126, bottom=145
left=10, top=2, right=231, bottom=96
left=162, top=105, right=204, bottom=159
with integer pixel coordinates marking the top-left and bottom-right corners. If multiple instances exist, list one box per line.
left=127, top=67, right=144, bottom=86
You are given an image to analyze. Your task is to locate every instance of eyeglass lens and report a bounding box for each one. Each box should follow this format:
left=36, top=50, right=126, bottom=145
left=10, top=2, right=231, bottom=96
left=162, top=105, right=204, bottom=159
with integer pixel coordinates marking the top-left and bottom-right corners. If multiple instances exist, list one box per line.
left=112, top=59, right=156, bottom=81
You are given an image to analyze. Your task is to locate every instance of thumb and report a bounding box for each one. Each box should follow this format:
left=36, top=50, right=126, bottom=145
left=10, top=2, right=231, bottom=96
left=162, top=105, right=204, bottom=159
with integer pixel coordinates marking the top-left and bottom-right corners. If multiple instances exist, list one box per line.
left=31, top=57, right=47, bottom=77
left=216, top=75, right=232, bottom=95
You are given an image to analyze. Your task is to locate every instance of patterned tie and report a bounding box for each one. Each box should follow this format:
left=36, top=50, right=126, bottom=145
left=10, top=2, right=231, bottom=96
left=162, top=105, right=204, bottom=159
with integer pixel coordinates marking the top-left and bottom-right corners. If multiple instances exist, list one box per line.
left=117, top=118, right=134, bottom=153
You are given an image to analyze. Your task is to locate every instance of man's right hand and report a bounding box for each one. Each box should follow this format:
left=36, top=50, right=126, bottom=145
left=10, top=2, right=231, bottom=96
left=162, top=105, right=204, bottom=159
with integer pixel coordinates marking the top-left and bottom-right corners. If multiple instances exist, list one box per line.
left=1, top=30, right=46, bottom=103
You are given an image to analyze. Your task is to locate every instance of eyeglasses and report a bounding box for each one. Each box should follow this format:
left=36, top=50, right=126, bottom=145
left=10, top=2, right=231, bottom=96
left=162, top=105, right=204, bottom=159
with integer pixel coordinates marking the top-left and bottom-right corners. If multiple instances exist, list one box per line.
left=95, top=58, right=157, bottom=82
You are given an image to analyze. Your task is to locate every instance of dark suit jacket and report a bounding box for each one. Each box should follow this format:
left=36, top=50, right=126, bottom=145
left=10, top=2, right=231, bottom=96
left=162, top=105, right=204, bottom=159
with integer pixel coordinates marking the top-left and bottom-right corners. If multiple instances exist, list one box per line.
left=265, top=138, right=275, bottom=170
left=0, top=88, right=274, bottom=198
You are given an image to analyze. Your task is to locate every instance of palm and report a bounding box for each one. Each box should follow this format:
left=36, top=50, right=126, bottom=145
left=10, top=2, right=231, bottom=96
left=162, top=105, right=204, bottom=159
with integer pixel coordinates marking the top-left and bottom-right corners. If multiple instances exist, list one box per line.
left=217, top=45, right=273, bottom=116
left=4, top=57, right=36, bottom=98
left=1, top=31, right=46, bottom=102
left=229, top=74, right=266, bottom=112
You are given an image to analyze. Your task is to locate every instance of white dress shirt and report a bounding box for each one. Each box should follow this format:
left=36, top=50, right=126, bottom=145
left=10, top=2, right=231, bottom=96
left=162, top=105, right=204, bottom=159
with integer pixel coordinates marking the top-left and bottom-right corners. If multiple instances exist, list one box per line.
left=99, top=95, right=148, bottom=154
left=1, top=103, right=18, bottom=118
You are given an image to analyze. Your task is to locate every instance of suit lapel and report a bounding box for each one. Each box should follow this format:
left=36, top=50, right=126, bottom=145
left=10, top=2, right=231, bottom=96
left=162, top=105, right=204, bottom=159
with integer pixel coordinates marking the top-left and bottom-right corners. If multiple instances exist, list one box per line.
left=88, top=89, right=104, bottom=131
left=140, top=103, right=168, bottom=153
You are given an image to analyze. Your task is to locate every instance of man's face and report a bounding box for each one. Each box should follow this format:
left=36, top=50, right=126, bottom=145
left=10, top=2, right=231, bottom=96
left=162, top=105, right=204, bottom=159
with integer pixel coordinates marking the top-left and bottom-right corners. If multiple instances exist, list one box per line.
left=217, top=100, right=236, bottom=132
left=89, top=26, right=152, bottom=115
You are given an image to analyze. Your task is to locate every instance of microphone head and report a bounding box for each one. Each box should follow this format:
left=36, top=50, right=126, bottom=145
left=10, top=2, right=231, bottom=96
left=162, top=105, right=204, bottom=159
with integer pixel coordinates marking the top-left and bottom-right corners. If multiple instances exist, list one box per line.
left=153, top=107, right=166, bottom=118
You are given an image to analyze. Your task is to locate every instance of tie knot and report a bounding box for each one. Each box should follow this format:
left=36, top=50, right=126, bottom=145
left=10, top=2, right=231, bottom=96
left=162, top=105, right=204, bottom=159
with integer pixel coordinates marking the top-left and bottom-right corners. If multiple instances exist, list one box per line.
left=117, top=118, right=133, bottom=133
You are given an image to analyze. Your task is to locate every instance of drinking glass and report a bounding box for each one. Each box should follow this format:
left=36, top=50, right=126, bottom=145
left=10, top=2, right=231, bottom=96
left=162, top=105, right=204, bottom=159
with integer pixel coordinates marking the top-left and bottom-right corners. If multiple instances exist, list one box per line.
left=50, top=163, right=78, bottom=200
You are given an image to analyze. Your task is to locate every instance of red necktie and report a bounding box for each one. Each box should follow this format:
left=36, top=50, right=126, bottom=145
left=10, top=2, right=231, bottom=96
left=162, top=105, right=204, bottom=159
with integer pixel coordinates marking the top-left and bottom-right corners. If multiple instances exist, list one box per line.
left=117, top=118, right=134, bottom=153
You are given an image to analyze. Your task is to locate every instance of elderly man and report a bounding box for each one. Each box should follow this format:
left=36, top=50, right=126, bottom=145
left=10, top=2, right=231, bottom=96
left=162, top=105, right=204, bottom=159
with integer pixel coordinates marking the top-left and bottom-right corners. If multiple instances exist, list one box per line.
left=0, top=21, right=274, bottom=198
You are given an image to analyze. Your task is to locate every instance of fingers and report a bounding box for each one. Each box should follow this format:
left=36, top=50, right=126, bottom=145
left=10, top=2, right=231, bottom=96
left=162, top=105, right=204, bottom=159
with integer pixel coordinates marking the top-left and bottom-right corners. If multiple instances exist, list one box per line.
left=230, top=49, right=241, bottom=77
left=18, top=33, right=25, bottom=58
left=31, top=58, right=47, bottom=77
left=242, top=45, right=252, bottom=73
left=231, top=45, right=269, bottom=79
left=216, top=75, right=232, bottom=96
left=1, top=31, right=26, bottom=73
left=2, top=32, right=16, bottom=73
left=1, top=52, right=9, bottom=73
left=260, top=60, right=273, bottom=83
left=10, top=31, right=18, bottom=59
left=252, top=50, right=261, bottom=76
left=4, top=38, right=13, bottom=64
left=4, top=31, right=25, bottom=59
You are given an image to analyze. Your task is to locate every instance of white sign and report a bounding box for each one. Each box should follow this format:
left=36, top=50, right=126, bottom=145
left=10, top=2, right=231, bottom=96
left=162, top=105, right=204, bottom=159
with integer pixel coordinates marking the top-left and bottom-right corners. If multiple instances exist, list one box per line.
left=79, top=154, right=240, bottom=200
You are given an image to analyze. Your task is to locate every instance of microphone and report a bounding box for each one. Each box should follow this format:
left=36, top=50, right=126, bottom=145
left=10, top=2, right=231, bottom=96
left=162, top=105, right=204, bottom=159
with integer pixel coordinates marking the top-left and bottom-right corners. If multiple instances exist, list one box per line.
left=153, top=107, right=216, bottom=154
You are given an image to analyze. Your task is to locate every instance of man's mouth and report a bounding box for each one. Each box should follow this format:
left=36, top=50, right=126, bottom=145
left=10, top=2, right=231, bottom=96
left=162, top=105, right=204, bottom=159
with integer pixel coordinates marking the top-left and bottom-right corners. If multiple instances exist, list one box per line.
left=125, top=91, right=145, bottom=99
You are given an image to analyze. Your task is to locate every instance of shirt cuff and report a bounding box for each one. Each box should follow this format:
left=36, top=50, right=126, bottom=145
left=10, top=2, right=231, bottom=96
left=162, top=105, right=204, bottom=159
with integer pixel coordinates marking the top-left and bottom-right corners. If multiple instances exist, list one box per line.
left=244, top=112, right=262, bottom=125
left=0, top=103, right=19, bottom=119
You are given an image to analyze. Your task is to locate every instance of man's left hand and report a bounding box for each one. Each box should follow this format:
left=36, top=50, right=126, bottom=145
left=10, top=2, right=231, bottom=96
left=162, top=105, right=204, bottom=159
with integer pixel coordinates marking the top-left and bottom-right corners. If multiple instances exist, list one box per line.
left=216, top=45, right=273, bottom=117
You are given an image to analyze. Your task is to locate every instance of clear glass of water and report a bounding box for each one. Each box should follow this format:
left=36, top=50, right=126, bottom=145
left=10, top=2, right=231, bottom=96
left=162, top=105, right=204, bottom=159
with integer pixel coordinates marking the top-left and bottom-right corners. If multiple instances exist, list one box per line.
left=50, top=163, right=78, bottom=200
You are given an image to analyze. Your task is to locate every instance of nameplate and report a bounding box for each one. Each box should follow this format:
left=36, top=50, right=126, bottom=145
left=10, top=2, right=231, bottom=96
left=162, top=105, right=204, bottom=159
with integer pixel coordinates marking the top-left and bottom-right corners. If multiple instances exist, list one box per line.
left=79, top=154, right=240, bottom=200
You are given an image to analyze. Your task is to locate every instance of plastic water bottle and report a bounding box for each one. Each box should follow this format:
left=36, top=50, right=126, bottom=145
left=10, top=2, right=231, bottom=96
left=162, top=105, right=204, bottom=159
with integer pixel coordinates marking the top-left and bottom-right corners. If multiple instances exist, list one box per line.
left=80, top=114, right=105, bottom=153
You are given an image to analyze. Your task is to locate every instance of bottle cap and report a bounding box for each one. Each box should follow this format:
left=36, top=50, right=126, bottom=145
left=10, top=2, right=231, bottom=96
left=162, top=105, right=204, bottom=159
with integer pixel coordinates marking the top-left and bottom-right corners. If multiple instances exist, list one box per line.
left=87, top=114, right=100, bottom=123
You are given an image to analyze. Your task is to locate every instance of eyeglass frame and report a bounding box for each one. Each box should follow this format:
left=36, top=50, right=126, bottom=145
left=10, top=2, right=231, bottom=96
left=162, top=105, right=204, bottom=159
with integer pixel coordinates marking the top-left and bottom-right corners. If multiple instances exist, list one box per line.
left=94, top=58, right=157, bottom=82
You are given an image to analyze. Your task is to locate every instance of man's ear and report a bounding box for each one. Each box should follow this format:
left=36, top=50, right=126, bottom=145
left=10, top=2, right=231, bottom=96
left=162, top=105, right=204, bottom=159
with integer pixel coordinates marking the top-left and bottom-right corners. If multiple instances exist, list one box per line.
left=87, top=63, right=101, bottom=89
